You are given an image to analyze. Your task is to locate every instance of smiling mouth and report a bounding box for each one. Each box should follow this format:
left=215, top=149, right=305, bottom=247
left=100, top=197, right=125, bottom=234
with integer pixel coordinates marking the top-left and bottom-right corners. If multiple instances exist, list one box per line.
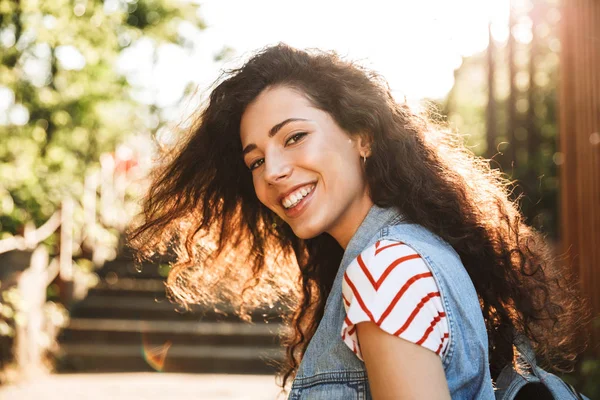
left=281, top=183, right=316, bottom=210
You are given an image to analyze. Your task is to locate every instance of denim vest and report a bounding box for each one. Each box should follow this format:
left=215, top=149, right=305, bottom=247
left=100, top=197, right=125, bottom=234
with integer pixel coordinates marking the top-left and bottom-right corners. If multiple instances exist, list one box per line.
left=288, top=205, right=496, bottom=399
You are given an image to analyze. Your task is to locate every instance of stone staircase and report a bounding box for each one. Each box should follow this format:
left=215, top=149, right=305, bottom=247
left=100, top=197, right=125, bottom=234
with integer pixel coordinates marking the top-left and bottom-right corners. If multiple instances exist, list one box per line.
left=56, top=255, right=287, bottom=374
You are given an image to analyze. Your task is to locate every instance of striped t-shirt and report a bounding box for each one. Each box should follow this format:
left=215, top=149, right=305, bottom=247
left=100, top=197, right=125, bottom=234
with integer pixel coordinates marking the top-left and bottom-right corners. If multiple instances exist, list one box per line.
left=341, top=239, right=450, bottom=361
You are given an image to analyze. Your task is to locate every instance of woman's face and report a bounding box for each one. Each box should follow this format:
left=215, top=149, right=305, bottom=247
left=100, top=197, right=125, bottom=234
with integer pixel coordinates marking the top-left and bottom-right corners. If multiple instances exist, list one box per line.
left=240, top=85, right=373, bottom=247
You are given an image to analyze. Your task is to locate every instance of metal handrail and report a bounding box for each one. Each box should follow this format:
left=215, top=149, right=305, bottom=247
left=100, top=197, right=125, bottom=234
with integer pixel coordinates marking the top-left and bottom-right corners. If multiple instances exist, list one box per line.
left=0, top=210, right=62, bottom=255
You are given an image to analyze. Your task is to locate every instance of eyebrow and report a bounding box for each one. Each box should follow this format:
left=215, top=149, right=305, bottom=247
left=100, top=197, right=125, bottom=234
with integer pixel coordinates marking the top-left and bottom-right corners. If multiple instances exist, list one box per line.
left=242, top=118, right=310, bottom=156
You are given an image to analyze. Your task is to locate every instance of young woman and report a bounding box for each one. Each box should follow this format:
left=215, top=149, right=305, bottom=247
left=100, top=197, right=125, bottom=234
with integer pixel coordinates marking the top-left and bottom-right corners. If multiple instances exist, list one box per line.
left=128, top=44, right=587, bottom=399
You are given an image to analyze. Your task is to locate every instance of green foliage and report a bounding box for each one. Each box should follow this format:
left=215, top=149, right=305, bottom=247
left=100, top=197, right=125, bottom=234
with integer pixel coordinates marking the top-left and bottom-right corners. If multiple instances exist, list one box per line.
left=561, top=317, right=600, bottom=398
left=0, top=285, right=17, bottom=338
left=444, top=1, right=599, bottom=395
left=579, top=357, right=600, bottom=399
left=444, top=0, right=561, bottom=239
left=0, top=0, right=204, bottom=241
left=158, top=263, right=171, bottom=278
left=0, top=2, right=206, bottom=378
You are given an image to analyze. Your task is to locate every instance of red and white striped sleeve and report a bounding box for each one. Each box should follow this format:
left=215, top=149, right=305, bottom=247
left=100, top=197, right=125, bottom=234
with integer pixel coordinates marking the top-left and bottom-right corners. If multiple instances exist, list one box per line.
left=341, top=239, right=450, bottom=361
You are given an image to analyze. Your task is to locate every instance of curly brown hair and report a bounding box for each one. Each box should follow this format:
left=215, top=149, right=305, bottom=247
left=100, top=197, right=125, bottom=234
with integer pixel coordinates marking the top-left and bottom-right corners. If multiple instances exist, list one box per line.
left=127, top=43, right=589, bottom=392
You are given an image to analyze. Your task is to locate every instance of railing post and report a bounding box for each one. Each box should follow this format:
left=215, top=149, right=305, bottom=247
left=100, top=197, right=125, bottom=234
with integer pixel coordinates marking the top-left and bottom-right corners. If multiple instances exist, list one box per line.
left=100, top=153, right=116, bottom=228
left=14, top=245, right=48, bottom=378
left=84, top=171, right=101, bottom=266
left=59, top=197, right=74, bottom=305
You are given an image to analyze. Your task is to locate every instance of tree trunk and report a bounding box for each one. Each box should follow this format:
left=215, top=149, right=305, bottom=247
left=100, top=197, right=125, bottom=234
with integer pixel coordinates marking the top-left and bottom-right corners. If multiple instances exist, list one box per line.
left=507, top=0, right=518, bottom=169
left=486, top=21, right=497, bottom=160
left=527, top=1, right=540, bottom=167
left=558, top=0, right=600, bottom=355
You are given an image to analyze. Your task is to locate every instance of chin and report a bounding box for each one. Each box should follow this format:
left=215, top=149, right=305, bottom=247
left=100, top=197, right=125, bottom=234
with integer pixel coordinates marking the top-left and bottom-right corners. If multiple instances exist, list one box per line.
left=290, top=224, right=323, bottom=240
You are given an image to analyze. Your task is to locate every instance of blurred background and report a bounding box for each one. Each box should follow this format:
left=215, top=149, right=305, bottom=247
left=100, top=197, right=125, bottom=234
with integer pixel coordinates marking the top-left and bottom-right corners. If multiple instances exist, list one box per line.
left=0, top=0, right=598, bottom=399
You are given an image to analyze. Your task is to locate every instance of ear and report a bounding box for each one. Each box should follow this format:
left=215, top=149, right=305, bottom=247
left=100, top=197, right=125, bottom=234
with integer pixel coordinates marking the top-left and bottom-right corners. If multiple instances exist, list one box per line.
left=357, top=134, right=372, bottom=157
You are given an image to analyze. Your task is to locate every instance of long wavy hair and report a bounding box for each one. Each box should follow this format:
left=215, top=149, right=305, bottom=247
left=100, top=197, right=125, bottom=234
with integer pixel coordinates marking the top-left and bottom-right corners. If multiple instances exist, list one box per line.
left=127, top=43, right=588, bottom=391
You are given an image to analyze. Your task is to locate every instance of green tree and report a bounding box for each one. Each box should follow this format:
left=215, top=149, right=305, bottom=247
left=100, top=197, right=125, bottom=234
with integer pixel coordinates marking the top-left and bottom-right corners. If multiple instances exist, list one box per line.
left=0, top=0, right=205, bottom=240
left=445, top=1, right=600, bottom=394
left=444, top=0, right=561, bottom=239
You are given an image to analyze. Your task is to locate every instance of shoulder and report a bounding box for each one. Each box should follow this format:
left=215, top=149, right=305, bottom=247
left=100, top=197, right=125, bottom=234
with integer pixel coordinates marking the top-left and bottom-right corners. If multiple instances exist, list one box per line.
left=341, top=239, right=450, bottom=361
left=343, top=239, right=433, bottom=294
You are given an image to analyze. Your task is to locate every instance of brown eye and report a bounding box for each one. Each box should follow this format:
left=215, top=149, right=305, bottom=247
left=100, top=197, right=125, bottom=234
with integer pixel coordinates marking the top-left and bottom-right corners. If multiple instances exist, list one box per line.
left=285, top=132, right=307, bottom=146
left=249, top=158, right=264, bottom=171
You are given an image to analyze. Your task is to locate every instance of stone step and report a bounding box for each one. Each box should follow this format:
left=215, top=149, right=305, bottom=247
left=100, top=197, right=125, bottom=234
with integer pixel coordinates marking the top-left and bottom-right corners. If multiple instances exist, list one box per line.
left=97, top=260, right=168, bottom=280
left=58, top=318, right=286, bottom=347
left=57, top=250, right=290, bottom=375
left=88, top=277, right=168, bottom=298
left=70, top=295, right=217, bottom=321
left=57, top=342, right=283, bottom=374
left=117, top=244, right=178, bottom=265
left=70, top=295, right=285, bottom=323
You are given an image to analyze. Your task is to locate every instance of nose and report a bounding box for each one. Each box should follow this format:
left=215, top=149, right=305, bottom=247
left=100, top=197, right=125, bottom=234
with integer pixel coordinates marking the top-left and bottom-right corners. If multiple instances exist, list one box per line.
left=264, top=151, right=292, bottom=185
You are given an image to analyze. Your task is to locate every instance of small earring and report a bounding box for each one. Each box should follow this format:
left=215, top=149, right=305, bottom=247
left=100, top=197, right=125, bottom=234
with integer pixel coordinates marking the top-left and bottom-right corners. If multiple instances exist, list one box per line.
left=362, top=154, right=367, bottom=164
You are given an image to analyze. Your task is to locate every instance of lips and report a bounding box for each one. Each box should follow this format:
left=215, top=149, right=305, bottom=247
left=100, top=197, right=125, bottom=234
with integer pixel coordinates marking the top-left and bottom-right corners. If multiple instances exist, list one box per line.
left=277, top=181, right=316, bottom=208
left=283, top=183, right=318, bottom=217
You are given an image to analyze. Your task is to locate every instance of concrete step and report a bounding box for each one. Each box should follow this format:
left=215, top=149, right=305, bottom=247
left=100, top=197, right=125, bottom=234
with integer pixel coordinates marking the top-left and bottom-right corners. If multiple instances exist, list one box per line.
left=89, top=273, right=287, bottom=317
left=70, top=295, right=285, bottom=323
left=117, top=244, right=178, bottom=265
left=58, top=251, right=290, bottom=375
left=70, top=295, right=212, bottom=321
left=57, top=318, right=286, bottom=374
left=87, top=277, right=168, bottom=298
left=58, top=318, right=286, bottom=347
left=97, top=260, right=168, bottom=280
left=57, top=342, right=283, bottom=374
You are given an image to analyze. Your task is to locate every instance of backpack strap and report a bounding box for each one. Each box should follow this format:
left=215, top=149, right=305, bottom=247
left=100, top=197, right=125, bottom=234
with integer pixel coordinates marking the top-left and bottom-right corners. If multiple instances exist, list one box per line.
left=494, top=331, right=539, bottom=398
left=494, top=331, right=589, bottom=400
left=513, top=332, right=538, bottom=372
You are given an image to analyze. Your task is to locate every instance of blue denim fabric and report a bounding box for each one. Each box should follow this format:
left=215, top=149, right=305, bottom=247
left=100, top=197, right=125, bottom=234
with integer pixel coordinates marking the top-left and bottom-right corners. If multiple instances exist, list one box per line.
left=494, top=333, right=591, bottom=400
left=288, top=205, right=496, bottom=399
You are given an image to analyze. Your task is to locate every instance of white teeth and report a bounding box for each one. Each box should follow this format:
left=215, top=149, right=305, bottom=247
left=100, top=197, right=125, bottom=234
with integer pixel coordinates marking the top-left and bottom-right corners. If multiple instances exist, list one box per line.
left=281, top=184, right=315, bottom=209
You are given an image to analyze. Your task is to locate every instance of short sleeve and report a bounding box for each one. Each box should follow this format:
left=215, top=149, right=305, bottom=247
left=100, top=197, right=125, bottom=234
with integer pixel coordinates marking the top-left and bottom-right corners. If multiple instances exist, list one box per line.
left=341, top=239, right=450, bottom=361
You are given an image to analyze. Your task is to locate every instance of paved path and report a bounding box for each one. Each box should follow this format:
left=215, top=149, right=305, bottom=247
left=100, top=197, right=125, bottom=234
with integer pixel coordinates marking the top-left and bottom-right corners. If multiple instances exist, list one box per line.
left=0, top=373, right=286, bottom=400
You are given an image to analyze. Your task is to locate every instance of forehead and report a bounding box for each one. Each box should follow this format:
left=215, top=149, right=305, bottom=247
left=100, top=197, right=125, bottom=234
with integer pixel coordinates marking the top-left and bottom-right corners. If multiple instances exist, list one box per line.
left=240, top=86, right=316, bottom=142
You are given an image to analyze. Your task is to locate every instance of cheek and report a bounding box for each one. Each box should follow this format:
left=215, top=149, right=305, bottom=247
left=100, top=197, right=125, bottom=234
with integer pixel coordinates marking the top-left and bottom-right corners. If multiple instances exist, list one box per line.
left=252, top=176, right=272, bottom=208
left=301, top=137, right=345, bottom=173
left=316, top=143, right=361, bottom=183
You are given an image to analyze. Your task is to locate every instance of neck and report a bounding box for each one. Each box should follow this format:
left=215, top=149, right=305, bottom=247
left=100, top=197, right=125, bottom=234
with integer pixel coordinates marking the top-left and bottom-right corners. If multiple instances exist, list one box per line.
left=328, top=193, right=374, bottom=249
